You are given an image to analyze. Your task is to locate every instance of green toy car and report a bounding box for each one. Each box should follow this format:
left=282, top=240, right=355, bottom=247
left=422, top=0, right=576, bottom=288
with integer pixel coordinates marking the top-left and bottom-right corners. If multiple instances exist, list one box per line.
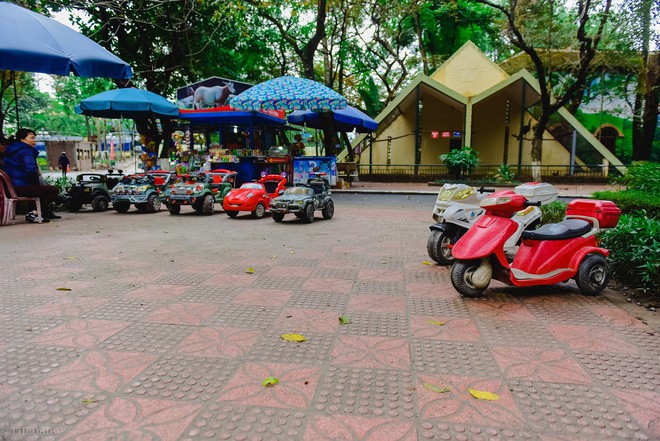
left=270, top=175, right=334, bottom=223
left=111, top=171, right=174, bottom=213
left=64, top=170, right=123, bottom=212
left=164, top=169, right=237, bottom=215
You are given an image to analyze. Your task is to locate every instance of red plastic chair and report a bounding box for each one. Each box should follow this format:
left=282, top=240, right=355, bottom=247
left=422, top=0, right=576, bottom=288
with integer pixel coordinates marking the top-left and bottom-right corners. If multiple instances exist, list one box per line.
left=0, top=169, right=42, bottom=226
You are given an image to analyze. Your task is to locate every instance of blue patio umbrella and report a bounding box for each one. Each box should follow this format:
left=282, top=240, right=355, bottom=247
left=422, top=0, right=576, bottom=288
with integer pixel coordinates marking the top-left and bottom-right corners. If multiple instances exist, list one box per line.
left=75, top=88, right=179, bottom=119
left=0, top=2, right=132, bottom=79
left=230, top=76, right=347, bottom=112
left=288, top=105, right=378, bottom=133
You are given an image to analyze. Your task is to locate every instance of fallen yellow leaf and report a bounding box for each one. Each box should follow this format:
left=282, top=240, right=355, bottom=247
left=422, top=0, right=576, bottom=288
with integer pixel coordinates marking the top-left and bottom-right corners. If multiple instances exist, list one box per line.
left=289, top=251, right=296, bottom=254
left=427, top=320, right=445, bottom=326
left=246, top=267, right=255, bottom=274
left=281, top=333, right=306, bottom=342
left=339, top=316, right=351, bottom=325
left=423, top=382, right=450, bottom=394
left=422, top=261, right=432, bottom=265
left=262, top=377, right=279, bottom=387
left=469, top=388, right=499, bottom=401
left=56, top=287, right=72, bottom=291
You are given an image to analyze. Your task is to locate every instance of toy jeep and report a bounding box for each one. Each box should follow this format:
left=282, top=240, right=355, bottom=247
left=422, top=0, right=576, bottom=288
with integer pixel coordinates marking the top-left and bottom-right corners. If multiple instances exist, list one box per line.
left=164, top=170, right=237, bottom=215
left=64, top=170, right=123, bottom=212
left=111, top=171, right=174, bottom=213
left=270, top=175, right=334, bottom=223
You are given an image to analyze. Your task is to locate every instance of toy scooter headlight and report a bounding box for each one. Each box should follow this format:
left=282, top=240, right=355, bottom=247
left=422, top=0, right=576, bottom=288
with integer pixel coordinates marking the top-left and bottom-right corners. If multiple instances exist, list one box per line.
left=452, top=188, right=475, bottom=200
left=480, top=196, right=511, bottom=207
left=437, top=188, right=453, bottom=202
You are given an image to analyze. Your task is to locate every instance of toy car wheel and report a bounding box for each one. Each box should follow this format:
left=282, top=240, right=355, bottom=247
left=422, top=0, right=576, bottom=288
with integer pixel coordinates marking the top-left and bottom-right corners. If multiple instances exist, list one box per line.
left=67, top=200, right=82, bottom=212
left=427, top=230, right=456, bottom=265
left=451, top=260, right=489, bottom=298
left=226, top=210, right=238, bottom=218
left=202, top=194, right=214, bottom=215
left=322, top=200, right=334, bottom=219
left=272, top=212, right=284, bottom=222
left=146, top=194, right=161, bottom=213
left=576, top=254, right=610, bottom=295
left=252, top=202, right=266, bottom=219
left=168, top=204, right=181, bottom=215
left=91, top=195, right=109, bottom=212
left=302, top=203, right=315, bottom=223
left=113, top=202, right=130, bottom=213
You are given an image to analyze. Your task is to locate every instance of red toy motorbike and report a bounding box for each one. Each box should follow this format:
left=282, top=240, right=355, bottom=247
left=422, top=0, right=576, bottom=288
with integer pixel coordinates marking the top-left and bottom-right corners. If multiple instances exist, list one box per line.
left=450, top=187, right=621, bottom=297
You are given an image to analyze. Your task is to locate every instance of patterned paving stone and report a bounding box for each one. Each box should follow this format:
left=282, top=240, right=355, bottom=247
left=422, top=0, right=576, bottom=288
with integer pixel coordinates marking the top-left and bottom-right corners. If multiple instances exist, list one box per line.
left=351, top=280, right=406, bottom=296
left=491, top=346, right=593, bottom=384
left=310, top=267, right=359, bottom=279
left=338, top=312, right=408, bottom=337
left=466, top=299, right=537, bottom=321
left=32, top=319, right=130, bottom=348
left=274, top=308, right=340, bottom=333
left=331, top=335, right=411, bottom=369
left=0, top=345, right=83, bottom=389
left=124, top=354, right=237, bottom=402
left=156, top=272, right=212, bottom=285
left=97, top=323, right=192, bottom=354
left=347, top=294, right=407, bottom=314
left=181, top=404, right=307, bottom=441
left=549, top=324, right=642, bottom=354
left=79, top=298, right=160, bottom=321
left=409, top=315, right=481, bottom=342
left=416, top=421, right=536, bottom=440
left=411, top=340, right=501, bottom=376
left=304, top=414, right=417, bottom=440
left=0, top=388, right=108, bottom=441
left=358, top=259, right=405, bottom=270
left=615, top=328, right=660, bottom=357
left=176, top=326, right=261, bottom=358
left=611, top=389, right=660, bottom=439
left=573, top=351, right=659, bottom=392
left=405, top=269, right=450, bottom=284
left=476, top=321, right=558, bottom=347
left=287, top=290, right=349, bottom=310
left=205, top=304, right=280, bottom=329
left=524, top=297, right=608, bottom=325
left=0, top=314, right=67, bottom=345
left=302, top=277, right=354, bottom=293
left=250, top=276, right=306, bottom=290
left=509, top=380, right=650, bottom=440
left=313, top=367, right=415, bottom=418
left=178, top=285, right=237, bottom=303
left=408, top=296, right=471, bottom=317
left=144, top=302, right=219, bottom=325
left=247, top=331, right=335, bottom=364
left=274, top=256, right=322, bottom=267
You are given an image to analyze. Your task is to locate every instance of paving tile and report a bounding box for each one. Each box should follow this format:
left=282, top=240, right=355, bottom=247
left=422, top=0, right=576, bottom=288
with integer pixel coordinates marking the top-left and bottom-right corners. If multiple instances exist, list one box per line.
left=144, top=302, right=219, bottom=325
left=467, top=298, right=537, bottom=321
left=97, top=323, right=193, bottom=354
left=477, top=321, right=558, bottom=347
left=275, top=308, right=341, bottom=333
left=205, top=304, right=280, bottom=329
left=409, top=315, right=480, bottom=341
left=331, top=335, right=411, bottom=369
left=287, top=290, right=349, bottom=310
left=410, top=340, right=501, bottom=376
left=124, top=354, right=237, bottom=402
left=123, top=283, right=188, bottom=300
left=310, top=267, right=358, bottom=279
left=79, top=298, right=160, bottom=321
left=203, top=273, right=256, bottom=288
left=338, top=312, right=408, bottom=337
left=611, top=389, right=660, bottom=439
left=572, top=351, right=659, bottom=392
left=347, top=294, right=407, bottom=314
left=32, top=319, right=130, bottom=348
left=405, top=268, right=450, bottom=284
left=549, top=324, right=642, bottom=354
left=176, top=326, right=260, bottom=358
left=312, top=367, right=415, bottom=418
left=232, top=288, right=294, bottom=307
left=304, top=414, right=416, bottom=440
left=491, top=346, right=593, bottom=384
left=352, top=280, right=406, bottom=296
left=509, top=380, right=647, bottom=440
left=26, top=297, right=109, bottom=317
left=357, top=268, right=405, bottom=282
left=247, top=331, right=335, bottom=364
left=249, top=276, right=306, bottom=290
left=406, top=282, right=456, bottom=298
left=302, top=277, right=354, bottom=293
left=0, top=345, right=83, bottom=389
left=417, top=421, right=536, bottom=440
left=524, top=296, right=608, bottom=325
left=178, top=285, right=237, bottom=303
left=408, top=296, right=471, bottom=317
left=156, top=271, right=212, bottom=285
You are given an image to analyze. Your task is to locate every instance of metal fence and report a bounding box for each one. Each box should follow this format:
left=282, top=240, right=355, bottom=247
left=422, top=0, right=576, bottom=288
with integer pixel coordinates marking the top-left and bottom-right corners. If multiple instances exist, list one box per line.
left=356, top=164, right=627, bottom=183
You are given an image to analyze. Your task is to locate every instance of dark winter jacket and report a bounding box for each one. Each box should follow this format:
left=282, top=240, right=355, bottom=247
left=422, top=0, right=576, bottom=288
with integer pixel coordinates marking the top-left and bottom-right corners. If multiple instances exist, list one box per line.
left=2, top=141, right=40, bottom=186
left=58, top=153, right=70, bottom=169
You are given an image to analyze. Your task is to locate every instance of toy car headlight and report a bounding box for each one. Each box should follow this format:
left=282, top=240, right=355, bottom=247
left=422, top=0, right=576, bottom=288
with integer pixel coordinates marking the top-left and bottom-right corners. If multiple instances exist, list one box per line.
left=481, top=196, right=511, bottom=207
left=84, top=187, right=92, bottom=192
left=114, top=186, right=123, bottom=194
left=437, top=188, right=453, bottom=201
left=453, top=188, right=475, bottom=200
left=136, top=185, right=149, bottom=193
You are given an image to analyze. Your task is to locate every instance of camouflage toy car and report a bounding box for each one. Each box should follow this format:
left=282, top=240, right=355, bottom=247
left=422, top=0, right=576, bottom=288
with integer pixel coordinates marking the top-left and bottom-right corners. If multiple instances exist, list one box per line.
left=270, top=176, right=334, bottom=223
left=111, top=171, right=174, bottom=213
left=164, top=170, right=237, bottom=215
left=64, top=170, right=123, bottom=212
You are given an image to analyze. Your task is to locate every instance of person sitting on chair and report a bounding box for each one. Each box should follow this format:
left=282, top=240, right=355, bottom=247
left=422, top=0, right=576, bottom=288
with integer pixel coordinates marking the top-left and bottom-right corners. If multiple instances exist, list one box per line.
left=2, top=128, right=61, bottom=220
left=292, top=134, right=306, bottom=156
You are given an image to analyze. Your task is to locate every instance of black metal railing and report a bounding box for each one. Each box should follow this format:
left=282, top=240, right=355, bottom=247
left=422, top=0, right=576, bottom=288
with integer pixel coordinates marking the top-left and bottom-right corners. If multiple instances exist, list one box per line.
left=355, top=164, right=626, bottom=183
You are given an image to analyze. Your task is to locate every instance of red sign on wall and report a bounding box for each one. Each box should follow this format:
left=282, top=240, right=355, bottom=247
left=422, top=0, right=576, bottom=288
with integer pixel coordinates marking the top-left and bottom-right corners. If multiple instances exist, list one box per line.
left=441, top=131, right=451, bottom=138
left=431, top=131, right=439, bottom=139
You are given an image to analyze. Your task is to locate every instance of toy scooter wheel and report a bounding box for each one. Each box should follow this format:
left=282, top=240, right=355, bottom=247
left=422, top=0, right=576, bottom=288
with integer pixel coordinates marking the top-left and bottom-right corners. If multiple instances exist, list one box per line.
left=226, top=210, right=239, bottom=218
left=202, top=194, right=214, bottom=215
left=91, top=195, right=109, bottom=212
left=451, top=260, right=489, bottom=298
left=576, top=254, right=610, bottom=295
left=322, top=200, right=334, bottom=219
left=114, top=202, right=130, bottom=213
left=427, top=230, right=456, bottom=265
left=272, top=212, right=284, bottom=222
left=146, top=194, right=161, bottom=213
left=302, top=203, right=315, bottom=223
left=168, top=204, right=181, bottom=215
left=252, top=202, right=266, bottom=219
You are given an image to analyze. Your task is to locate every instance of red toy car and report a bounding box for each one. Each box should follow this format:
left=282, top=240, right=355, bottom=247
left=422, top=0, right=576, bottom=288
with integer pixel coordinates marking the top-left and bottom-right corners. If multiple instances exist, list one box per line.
left=222, top=173, right=287, bottom=218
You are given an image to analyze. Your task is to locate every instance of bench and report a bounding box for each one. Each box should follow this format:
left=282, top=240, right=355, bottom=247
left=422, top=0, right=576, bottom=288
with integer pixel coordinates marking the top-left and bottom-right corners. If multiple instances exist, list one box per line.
left=336, top=162, right=358, bottom=187
left=0, top=169, right=42, bottom=226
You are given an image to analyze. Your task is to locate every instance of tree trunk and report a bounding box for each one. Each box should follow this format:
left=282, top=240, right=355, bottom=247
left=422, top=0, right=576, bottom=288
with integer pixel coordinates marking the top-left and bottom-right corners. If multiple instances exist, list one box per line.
left=639, top=52, right=659, bottom=160
left=531, top=125, right=545, bottom=182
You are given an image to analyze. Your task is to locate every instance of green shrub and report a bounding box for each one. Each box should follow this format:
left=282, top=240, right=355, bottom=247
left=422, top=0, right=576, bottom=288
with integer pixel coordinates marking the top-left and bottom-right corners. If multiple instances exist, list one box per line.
left=43, top=175, right=74, bottom=194
left=591, top=189, right=660, bottom=218
left=612, top=161, right=660, bottom=193
left=540, top=201, right=567, bottom=225
left=440, top=146, right=479, bottom=180
left=601, top=214, right=660, bottom=295
left=492, top=164, right=515, bottom=183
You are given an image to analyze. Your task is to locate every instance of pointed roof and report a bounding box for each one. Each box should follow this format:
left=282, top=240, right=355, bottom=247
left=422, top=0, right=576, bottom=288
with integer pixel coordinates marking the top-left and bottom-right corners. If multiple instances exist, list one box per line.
left=430, top=41, right=509, bottom=97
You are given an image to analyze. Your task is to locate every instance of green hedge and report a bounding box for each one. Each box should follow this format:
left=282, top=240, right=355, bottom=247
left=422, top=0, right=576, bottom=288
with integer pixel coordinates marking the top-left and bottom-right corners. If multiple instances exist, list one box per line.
left=591, top=190, right=660, bottom=218
left=600, top=214, right=660, bottom=295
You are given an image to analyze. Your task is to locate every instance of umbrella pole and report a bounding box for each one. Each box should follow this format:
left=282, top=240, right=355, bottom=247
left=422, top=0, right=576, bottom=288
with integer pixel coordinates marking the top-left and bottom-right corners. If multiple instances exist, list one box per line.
left=11, top=71, right=19, bottom=128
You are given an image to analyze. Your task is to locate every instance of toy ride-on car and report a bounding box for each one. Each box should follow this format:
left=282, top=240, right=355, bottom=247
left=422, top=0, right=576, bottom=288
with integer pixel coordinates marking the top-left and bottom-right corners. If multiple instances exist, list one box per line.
left=111, top=171, right=174, bottom=213
left=64, top=170, right=124, bottom=212
left=222, top=173, right=287, bottom=219
left=269, top=174, right=334, bottom=223
left=164, top=169, right=237, bottom=215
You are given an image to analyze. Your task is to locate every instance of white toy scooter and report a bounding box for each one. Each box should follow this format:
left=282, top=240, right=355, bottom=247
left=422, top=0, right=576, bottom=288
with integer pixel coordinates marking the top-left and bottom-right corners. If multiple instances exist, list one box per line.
left=427, top=182, right=558, bottom=265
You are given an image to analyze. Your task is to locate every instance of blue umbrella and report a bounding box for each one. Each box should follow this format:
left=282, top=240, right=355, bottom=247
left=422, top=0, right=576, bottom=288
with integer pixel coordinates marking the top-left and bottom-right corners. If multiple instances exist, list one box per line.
left=230, top=76, right=347, bottom=112
left=0, top=2, right=132, bottom=78
left=76, top=88, right=179, bottom=118
left=288, top=105, right=378, bottom=133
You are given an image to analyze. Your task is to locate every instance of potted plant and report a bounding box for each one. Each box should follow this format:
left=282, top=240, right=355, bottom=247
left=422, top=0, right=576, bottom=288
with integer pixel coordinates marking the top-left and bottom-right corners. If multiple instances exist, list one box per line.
left=440, top=146, right=479, bottom=180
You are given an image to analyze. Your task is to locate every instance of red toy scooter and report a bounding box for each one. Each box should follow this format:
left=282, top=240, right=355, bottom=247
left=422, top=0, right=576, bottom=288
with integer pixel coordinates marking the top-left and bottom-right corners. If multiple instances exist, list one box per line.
left=450, top=186, right=621, bottom=297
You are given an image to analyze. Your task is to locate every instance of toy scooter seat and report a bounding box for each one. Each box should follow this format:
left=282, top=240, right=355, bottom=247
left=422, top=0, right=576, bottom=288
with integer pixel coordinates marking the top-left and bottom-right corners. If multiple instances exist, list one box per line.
left=521, top=219, right=591, bottom=241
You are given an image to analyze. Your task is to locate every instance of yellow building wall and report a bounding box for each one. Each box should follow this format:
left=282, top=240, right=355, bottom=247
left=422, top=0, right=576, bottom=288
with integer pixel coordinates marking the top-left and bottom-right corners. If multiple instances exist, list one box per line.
left=370, top=105, right=417, bottom=164
left=420, top=95, right=464, bottom=163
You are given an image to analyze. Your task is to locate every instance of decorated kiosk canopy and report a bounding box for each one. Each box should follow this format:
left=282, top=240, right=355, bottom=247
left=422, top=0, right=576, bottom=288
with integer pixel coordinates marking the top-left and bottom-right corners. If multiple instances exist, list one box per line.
left=288, top=105, right=377, bottom=133
left=76, top=88, right=179, bottom=118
